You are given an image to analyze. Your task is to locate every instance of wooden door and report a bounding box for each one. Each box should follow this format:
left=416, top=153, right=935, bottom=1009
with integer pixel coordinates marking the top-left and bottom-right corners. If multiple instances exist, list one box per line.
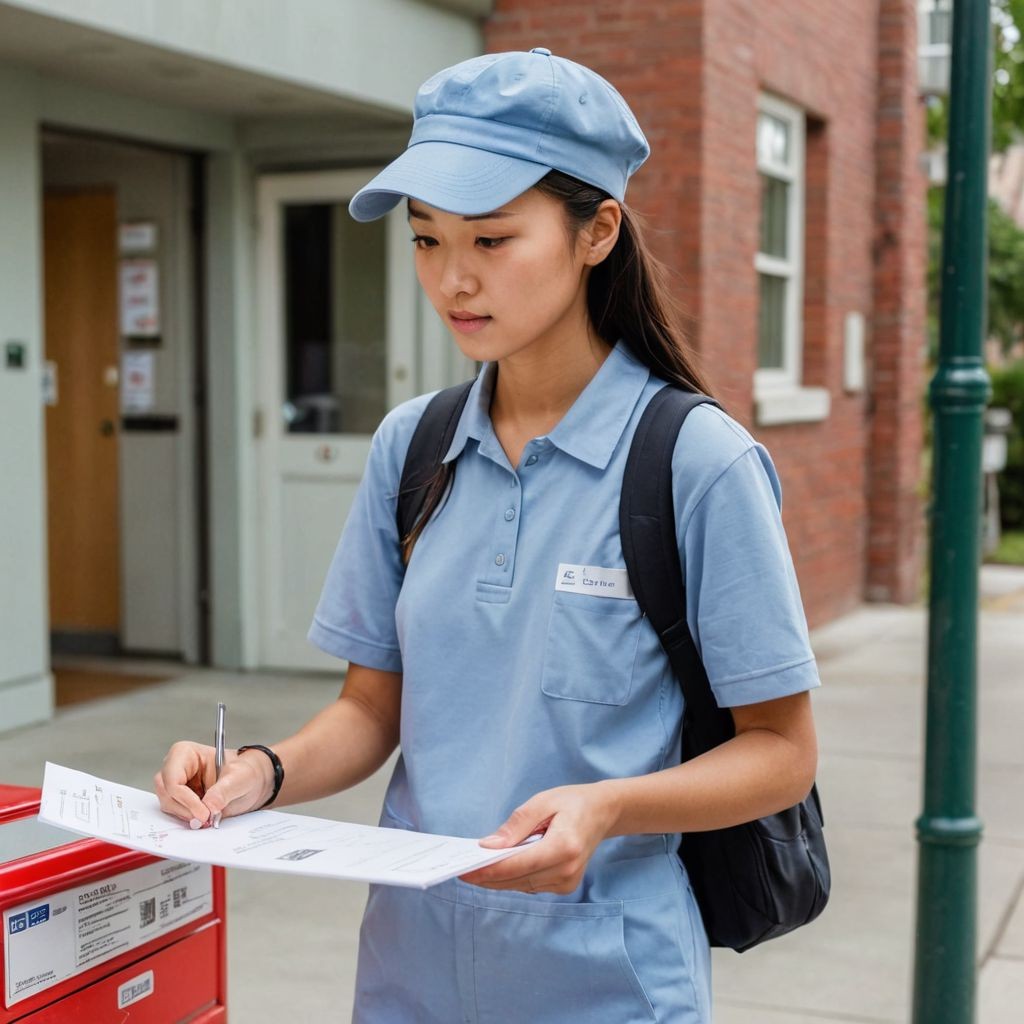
left=44, top=190, right=121, bottom=633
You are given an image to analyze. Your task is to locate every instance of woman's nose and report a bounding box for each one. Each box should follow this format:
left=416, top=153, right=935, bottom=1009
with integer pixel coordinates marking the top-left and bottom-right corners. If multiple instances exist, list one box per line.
left=438, top=253, right=477, bottom=300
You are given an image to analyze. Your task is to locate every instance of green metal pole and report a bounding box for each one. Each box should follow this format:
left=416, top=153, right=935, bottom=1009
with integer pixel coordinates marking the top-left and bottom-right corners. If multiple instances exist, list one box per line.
left=912, top=1, right=992, bottom=1021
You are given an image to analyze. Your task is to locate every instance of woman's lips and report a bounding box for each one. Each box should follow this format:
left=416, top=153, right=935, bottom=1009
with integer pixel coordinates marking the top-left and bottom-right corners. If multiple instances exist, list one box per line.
left=449, top=314, right=492, bottom=334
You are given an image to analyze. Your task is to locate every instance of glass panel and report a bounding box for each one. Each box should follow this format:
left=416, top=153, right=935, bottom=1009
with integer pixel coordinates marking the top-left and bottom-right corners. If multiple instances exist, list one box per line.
left=758, top=273, right=787, bottom=370
left=282, top=202, right=387, bottom=435
left=757, top=112, right=790, bottom=167
left=759, top=173, right=789, bottom=258
left=928, top=8, right=952, bottom=46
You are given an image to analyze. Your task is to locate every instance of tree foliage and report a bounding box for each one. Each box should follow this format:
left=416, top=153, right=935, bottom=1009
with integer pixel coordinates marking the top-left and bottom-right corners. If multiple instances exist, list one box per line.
left=927, top=189, right=1024, bottom=358
left=992, top=0, right=1024, bottom=153
left=990, top=361, right=1024, bottom=529
left=925, top=0, right=1024, bottom=153
left=925, top=1, right=1024, bottom=360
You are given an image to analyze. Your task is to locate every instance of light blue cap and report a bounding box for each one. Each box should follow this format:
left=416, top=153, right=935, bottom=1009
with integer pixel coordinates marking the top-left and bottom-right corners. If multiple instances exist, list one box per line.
left=348, top=47, right=650, bottom=222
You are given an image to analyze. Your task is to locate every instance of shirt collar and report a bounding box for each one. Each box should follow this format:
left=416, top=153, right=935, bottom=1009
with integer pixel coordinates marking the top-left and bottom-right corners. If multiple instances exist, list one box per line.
left=441, top=338, right=651, bottom=470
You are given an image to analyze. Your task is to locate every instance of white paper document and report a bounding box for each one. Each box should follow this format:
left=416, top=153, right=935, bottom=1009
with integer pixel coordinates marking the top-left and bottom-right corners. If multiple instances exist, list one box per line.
left=38, top=763, right=535, bottom=890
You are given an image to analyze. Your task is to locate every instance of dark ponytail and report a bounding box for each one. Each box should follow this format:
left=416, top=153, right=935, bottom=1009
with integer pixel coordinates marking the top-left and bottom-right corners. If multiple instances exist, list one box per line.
left=533, top=170, right=713, bottom=396
left=400, top=170, right=712, bottom=563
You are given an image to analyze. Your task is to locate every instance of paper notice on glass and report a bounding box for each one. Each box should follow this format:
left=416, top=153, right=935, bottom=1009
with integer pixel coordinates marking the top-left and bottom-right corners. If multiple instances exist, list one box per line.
left=121, top=351, right=154, bottom=412
left=38, top=763, right=535, bottom=889
left=119, top=258, right=160, bottom=336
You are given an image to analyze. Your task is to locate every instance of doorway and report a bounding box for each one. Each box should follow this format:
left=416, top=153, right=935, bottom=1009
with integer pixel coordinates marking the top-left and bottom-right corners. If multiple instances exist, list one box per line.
left=41, top=131, right=204, bottom=668
left=255, top=170, right=423, bottom=670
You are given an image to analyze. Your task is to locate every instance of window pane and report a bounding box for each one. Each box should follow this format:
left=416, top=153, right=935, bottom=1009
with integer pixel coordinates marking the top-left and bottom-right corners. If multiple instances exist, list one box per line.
left=928, top=10, right=951, bottom=46
left=282, top=203, right=387, bottom=435
left=758, top=273, right=786, bottom=369
left=757, top=112, right=790, bottom=167
left=759, top=173, right=789, bottom=258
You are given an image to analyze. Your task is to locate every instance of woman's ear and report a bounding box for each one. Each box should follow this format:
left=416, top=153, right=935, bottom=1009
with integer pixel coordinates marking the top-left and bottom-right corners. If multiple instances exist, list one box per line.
left=582, top=200, right=622, bottom=266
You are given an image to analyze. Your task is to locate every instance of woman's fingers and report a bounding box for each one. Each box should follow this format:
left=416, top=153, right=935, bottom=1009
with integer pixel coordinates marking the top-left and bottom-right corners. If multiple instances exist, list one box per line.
left=199, top=756, right=268, bottom=822
left=184, top=769, right=206, bottom=801
left=154, top=741, right=217, bottom=824
left=478, top=796, right=554, bottom=849
left=459, top=835, right=570, bottom=890
left=155, top=742, right=273, bottom=827
left=464, top=783, right=615, bottom=893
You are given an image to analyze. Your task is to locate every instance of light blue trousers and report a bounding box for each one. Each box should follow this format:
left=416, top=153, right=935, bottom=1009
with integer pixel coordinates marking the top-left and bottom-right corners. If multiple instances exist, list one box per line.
left=352, top=850, right=712, bottom=1024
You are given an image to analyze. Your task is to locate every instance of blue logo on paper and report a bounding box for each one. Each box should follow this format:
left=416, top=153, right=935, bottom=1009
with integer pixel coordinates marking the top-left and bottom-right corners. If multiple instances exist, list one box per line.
left=8, top=913, right=27, bottom=934
left=28, top=905, right=49, bottom=927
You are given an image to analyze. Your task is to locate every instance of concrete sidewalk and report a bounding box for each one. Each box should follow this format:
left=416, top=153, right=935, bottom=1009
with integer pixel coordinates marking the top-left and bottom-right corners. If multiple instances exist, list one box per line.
left=2, top=566, right=1022, bottom=1022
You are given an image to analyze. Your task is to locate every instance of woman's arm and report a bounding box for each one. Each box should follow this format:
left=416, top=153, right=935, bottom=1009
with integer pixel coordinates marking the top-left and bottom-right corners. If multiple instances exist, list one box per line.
left=240, top=662, right=403, bottom=808
left=602, top=689, right=817, bottom=837
left=461, top=690, right=817, bottom=893
left=154, top=662, right=402, bottom=825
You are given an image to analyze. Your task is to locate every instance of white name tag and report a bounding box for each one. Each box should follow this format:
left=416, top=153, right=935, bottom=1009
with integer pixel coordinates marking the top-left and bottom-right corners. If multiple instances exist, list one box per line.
left=554, top=563, right=635, bottom=600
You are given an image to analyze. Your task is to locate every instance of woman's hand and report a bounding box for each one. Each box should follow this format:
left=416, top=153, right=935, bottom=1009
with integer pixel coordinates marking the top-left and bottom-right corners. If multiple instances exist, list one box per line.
left=458, top=782, right=620, bottom=894
left=153, top=742, right=274, bottom=828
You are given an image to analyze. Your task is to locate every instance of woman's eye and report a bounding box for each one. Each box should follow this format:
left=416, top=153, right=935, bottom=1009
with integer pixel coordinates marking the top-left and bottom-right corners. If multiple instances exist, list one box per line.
left=409, top=235, right=508, bottom=250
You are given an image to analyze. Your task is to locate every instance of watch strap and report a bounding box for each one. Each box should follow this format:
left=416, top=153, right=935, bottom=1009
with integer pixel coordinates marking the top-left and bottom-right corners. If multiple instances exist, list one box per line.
left=236, top=744, right=284, bottom=809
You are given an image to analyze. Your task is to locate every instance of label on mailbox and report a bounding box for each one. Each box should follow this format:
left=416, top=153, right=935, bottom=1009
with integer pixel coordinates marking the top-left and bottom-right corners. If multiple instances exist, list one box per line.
left=118, top=968, right=155, bottom=1008
left=3, top=860, right=212, bottom=1007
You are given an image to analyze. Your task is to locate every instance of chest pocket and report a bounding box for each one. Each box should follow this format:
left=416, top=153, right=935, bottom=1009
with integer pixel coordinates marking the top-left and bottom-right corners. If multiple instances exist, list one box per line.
left=540, top=590, right=644, bottom=705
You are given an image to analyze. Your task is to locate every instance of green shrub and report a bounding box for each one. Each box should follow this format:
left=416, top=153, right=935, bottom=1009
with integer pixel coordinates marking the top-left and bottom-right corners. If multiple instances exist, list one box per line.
left=990, top=361, right=1024, bottom=529
left=989, top=530, right=1024, bottom=565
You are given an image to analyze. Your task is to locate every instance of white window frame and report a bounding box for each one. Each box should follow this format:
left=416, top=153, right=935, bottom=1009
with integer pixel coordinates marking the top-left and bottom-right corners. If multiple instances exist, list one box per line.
left=917, top=0, right=953, bottom=96
left=753, top=93, right=830, bottom=426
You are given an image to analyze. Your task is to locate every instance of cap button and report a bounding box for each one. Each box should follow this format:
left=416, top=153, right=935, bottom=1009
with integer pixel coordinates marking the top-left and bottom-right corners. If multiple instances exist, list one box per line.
left=530, top=47, right=552, bottom=56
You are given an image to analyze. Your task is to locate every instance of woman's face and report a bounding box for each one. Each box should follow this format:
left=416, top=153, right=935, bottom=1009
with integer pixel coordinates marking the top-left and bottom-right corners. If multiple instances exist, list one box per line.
left=407, top=188, right=606, bottom=365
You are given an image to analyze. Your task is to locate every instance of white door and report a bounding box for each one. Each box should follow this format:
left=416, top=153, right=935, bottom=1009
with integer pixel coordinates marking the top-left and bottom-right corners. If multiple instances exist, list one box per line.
left=255, top=170, right=422, bottom=670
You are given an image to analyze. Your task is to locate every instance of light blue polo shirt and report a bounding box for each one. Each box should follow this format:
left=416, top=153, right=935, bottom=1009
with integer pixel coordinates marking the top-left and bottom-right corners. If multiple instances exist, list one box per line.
left=308, top=337, right=820, bottom=852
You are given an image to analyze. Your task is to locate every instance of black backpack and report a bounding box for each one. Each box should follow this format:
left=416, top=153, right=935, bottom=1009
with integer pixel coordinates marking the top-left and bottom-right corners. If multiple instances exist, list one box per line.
left=396, top=379, right=830, bottom=952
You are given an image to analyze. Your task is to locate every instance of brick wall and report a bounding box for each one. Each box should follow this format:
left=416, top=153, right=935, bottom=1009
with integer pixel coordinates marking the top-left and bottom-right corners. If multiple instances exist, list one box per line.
left=868, top=0, right=928, bottom=604
left=486, top=0, right=926, bottom=626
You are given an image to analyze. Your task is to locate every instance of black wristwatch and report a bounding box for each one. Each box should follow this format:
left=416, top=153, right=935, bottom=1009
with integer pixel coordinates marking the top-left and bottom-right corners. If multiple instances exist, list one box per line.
left=237, top=744, right=285, bottom=809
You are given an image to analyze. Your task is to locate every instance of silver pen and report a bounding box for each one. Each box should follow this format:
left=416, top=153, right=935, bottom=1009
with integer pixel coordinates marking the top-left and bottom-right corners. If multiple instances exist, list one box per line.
left=213, top=702, right=226, bottom=829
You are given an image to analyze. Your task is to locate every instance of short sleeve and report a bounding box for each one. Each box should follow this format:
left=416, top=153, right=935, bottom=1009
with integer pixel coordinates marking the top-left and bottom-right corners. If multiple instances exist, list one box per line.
left=673, top=410, right=820, bottom=708
left=306, top=394, right=433, bottom=672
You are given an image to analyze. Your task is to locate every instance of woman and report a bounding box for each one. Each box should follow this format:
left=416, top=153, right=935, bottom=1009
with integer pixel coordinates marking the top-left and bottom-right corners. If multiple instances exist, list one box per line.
left=156, top=48, right=820, bottom=1022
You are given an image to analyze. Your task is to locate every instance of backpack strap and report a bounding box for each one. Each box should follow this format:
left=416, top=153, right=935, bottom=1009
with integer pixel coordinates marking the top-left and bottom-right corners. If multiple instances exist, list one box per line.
left=619, top=384, right=735, bottom=756
left=396, top=379, right=476, bottom=544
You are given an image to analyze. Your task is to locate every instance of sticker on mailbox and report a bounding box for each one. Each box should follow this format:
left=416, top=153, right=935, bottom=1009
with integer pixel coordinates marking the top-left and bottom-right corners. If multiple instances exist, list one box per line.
left=118, top=969, right=154, bottom=1008
left=3, top=860, right=212, bottom=1006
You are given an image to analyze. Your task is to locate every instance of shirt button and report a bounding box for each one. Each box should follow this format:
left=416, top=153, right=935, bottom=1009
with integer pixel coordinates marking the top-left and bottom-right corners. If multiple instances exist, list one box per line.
left=504, top=508, right=516, bottom=521
left=526, top=454, right=538, bottom=466
left=495, top=553, right=506, bottom=566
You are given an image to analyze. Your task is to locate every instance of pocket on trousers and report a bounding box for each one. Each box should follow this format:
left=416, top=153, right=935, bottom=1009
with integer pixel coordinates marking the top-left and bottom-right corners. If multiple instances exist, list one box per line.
left=540, top=590, right=643, bottom=705
left=471, top=892, right=656, bottom=1023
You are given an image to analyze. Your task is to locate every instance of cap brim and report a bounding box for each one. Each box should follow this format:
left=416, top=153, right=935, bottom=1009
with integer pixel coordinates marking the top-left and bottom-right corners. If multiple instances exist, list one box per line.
left=348, top=140, right=552, bottom=222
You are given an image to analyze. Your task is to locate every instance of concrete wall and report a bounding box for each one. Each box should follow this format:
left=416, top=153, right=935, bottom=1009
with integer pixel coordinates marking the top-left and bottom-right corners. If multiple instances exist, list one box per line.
left=3, top=0, right=481, bottom=115
left=0, top=1, right=486, bottom=721
left=43, top=137, right=198, bottom=659
left=0, top=66, right=51, bottom=730
left=0, top=65, right=237, bottom=727
left=205, top=150, right=260, bottom=670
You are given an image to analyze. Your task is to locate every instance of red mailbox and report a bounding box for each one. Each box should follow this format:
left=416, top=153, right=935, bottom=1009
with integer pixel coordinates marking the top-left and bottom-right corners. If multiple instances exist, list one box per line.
left=0, top=784, right=226, bottom=1022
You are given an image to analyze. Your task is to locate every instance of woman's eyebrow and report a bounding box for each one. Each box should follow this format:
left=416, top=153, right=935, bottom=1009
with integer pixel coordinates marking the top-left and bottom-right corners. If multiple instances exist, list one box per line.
left=406, top=205, right=517, bottom=223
